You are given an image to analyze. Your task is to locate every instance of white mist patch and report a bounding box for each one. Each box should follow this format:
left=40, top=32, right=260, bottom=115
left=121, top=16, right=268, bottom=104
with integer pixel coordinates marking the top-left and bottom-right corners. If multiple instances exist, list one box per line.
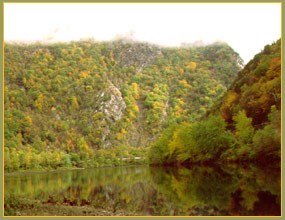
left=4, top=3, right=281, bottom=63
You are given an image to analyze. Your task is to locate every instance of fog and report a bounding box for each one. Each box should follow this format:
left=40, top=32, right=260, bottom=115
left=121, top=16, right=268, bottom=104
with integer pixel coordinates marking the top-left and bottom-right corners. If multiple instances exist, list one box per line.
left=4, top=3, right=281, bottom=63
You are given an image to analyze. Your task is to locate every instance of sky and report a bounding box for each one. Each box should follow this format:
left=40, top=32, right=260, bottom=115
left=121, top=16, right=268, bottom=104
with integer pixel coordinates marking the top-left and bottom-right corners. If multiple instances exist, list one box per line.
left=4, top=3, right=281, bottom=64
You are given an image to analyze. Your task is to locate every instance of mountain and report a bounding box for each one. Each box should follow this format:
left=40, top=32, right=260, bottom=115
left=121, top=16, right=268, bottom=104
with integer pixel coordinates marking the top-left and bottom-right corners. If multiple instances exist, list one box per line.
left=211, top=39, right=281, bottom=127
left=148, top=39, right=281, bottom=165
left=4, top=39, right=242, bottom=171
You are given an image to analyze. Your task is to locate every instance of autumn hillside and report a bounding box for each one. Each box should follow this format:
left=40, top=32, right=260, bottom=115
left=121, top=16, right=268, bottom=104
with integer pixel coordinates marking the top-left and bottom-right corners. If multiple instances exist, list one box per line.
left=149, top=39, right=281, bottom=165
left=4, top=39, right=242, bottom=171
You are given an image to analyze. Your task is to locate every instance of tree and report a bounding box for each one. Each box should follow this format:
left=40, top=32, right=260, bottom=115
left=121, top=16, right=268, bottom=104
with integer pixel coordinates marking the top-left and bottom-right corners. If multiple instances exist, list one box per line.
left=148, top=124, right=177, bottom=165
left=4, top=147, right=11, bottom=171
left=252, top=106, right=280, bottom=161
left=70, top=96, right=79, bottom=111
left=188, top=116, right=233, bottom=162
left=34, top=94, right=44, bottom=112
left=233, top=110, right=254, bottom=146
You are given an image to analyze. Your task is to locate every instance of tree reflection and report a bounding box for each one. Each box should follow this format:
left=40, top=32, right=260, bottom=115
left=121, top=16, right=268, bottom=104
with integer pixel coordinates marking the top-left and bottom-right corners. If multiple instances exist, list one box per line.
left=5, top=164, right=280, bottom=216
left=149, top=164, right=280, bottom=216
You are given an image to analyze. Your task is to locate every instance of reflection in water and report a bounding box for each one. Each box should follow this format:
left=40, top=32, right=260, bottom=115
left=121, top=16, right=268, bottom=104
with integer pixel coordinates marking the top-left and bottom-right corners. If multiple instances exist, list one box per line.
left=5, top=164, right=280, bottom=216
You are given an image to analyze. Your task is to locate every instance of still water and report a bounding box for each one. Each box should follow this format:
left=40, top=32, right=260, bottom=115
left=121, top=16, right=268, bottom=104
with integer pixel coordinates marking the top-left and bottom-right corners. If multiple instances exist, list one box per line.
left=5, top=164, right=281, bottom=216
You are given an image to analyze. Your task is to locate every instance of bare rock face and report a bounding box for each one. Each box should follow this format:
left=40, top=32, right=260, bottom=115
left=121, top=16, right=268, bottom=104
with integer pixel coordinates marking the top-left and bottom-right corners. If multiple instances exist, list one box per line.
left=95, top=81, right=126, bottom=148
left=98, top=82, right=126, bottom=121
left=111, top=40, right=162, bottom=72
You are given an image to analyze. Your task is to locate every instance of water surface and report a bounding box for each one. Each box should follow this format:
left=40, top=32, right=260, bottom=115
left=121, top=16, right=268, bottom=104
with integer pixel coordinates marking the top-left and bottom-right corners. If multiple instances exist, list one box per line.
left=5, top=164, right=281, bottom=216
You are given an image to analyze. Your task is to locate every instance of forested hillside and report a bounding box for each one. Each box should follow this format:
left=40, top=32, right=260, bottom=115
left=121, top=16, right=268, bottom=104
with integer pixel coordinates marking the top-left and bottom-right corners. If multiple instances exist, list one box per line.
left=149, top=39, right=281, bottom=165
left=4, top=39, right=242, bottom=171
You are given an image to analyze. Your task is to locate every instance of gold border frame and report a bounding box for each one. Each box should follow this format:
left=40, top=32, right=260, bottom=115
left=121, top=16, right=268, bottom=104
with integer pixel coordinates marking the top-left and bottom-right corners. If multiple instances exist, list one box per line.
left=1, top=1, right=283, bottom=218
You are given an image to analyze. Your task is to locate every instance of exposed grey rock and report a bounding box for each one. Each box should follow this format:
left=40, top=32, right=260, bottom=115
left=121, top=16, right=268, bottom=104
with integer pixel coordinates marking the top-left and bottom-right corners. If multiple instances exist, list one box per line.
left=111, top=40, right=161, bottom=72
left=98, top=82, right=126, bottom=121
left=95, top=81, right=126, bottom=148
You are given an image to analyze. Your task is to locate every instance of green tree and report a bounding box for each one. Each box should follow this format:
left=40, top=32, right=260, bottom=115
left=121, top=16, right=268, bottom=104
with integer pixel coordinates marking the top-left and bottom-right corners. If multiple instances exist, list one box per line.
left=148, top=124, right=177, bottom=165
left=233, top=110, right=255, bottom=146
left=70, top=96, right=79, bottom=111
left=188, top=116, right=233, bottom=162
left=34, top=94, right=44, bottom=112
left=252, top=106, right=280, bottom=161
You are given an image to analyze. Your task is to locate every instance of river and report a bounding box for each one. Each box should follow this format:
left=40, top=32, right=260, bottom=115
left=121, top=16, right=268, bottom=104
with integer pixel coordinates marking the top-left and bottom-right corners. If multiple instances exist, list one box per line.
left=4, top=164, right=281, bottom=216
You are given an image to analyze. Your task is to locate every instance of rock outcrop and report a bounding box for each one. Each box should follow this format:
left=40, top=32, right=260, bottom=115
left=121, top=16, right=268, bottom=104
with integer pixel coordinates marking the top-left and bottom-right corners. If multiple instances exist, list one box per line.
left=95, top=81, right=126, bottom=148
left=98, top=82, right=126, bottom=122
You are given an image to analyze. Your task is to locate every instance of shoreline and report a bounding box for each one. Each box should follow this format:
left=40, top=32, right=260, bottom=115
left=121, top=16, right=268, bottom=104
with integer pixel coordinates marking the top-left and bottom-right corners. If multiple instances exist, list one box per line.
left=4, top=163, right=149, bottom=176
left=4, top=167, right=86, bottom=176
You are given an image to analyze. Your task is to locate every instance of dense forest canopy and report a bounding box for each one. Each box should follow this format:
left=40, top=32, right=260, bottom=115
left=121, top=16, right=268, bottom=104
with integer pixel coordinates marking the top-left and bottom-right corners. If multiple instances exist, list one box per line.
left=149, top=39, right=281, bottom=166
left=4, top=38, right=280, bottom=171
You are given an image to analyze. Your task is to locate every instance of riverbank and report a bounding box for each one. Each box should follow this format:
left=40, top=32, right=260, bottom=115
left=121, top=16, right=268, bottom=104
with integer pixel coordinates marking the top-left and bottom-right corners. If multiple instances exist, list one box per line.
left=4, top=167, right=86, bottom=176
left=4, top=197, right=231, bottom=216
left=4, top=163, right=149, bottom=176
left=4, top=197, right=137, bottom=216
